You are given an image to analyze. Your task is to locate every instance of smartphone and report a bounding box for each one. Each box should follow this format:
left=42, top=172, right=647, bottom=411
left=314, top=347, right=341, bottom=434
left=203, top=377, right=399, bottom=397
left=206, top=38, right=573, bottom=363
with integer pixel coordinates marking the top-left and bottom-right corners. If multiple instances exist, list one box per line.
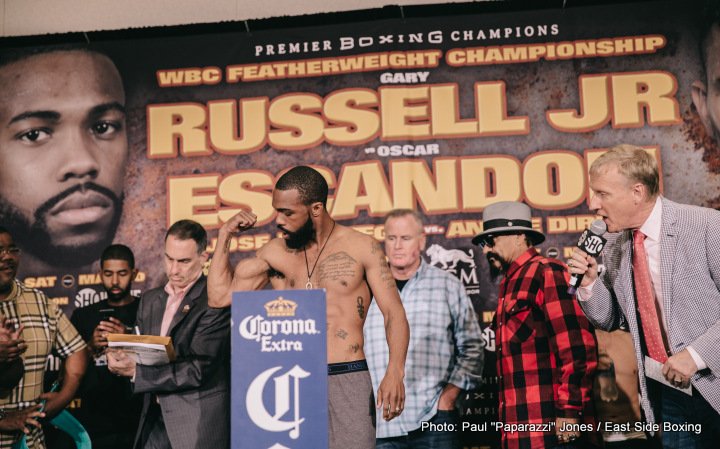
left=99, top=308, right=116, bottom=321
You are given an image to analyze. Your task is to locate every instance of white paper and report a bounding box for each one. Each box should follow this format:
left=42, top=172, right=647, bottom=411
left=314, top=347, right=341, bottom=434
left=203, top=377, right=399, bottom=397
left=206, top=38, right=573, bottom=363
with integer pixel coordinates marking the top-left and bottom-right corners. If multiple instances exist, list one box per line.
left=644, top=356, right=692, bottom=396
left=108, top=341, right=171, bottom=366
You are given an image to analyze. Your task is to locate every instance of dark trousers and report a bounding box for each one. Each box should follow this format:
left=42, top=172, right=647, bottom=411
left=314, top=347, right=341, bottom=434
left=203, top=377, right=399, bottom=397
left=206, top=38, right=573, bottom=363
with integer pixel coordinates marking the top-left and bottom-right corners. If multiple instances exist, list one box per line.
left=649, top=379, right=720, bottom=449
left=604, top=440, right=652, bottom=449
left=139, top=401, right=172, bottom=449
left=375, top=410, right=460, bottom=449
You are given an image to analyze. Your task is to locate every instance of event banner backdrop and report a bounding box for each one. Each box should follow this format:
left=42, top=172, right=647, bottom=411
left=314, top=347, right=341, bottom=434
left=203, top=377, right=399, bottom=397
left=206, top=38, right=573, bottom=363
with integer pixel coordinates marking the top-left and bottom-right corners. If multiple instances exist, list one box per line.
left=6, top=0, right=720, bottom=447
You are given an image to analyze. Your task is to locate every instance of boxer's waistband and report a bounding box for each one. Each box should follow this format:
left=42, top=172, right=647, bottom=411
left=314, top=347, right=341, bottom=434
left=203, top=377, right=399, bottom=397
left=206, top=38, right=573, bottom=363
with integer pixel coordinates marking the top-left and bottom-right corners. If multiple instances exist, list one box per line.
left=328, top=359, right=368, bottom=376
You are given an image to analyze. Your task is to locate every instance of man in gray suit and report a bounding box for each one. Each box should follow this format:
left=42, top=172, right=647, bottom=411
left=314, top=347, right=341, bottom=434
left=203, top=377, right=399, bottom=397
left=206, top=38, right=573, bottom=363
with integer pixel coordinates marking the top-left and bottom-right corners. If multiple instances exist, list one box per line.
left=108, top=220, right=229, bottom=449
left=568, top=144, right=720, bottom=449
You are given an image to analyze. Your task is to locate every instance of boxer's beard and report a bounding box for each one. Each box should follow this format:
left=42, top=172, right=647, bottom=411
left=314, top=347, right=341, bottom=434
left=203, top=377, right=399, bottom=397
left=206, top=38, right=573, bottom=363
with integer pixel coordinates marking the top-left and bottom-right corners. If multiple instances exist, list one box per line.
left=0, top=183, right=123, bottom=267
left=280, top=217, right=315, bottom=250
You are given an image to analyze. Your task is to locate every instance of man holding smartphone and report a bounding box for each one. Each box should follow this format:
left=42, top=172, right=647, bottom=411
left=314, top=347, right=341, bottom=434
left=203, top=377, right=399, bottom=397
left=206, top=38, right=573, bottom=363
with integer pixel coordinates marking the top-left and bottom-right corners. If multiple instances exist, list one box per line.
left=70, top=244, right=142, bottom=449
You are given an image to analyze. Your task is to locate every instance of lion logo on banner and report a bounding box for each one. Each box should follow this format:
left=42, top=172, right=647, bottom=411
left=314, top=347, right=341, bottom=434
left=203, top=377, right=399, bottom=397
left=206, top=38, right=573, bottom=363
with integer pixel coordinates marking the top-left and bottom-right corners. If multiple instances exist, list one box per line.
left=426, top=244, right=476, bottom=270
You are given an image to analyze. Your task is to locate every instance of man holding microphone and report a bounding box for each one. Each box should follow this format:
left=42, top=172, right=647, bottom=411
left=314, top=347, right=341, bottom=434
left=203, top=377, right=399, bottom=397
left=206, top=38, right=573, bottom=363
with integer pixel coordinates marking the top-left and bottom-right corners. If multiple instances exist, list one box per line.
left=568, top=144, right=720, bottom=449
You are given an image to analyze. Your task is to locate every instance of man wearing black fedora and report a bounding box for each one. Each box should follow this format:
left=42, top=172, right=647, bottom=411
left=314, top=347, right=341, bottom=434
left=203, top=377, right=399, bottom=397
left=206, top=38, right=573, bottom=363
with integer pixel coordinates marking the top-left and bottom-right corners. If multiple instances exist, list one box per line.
left=472, top=201, right=597, bottom=449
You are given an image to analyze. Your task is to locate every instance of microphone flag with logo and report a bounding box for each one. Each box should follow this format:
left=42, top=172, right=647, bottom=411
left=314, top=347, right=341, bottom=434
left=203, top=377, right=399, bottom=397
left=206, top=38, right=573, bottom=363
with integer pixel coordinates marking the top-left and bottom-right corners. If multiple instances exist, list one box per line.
left=568, top=219, right=607, bottom=295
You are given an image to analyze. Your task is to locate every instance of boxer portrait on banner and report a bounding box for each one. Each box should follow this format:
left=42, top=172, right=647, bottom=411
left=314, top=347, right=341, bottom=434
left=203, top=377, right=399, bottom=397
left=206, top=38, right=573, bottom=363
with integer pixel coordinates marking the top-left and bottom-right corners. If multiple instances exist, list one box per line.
left=0, top=47, right=128, bottom=279
left=692, top=8, right=720, bottom=156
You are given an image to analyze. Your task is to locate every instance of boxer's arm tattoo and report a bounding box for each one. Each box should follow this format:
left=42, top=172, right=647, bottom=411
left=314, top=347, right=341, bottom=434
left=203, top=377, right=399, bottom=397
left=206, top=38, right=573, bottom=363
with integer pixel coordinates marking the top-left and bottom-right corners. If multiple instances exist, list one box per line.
left=373, top=240, right=394, bottom=288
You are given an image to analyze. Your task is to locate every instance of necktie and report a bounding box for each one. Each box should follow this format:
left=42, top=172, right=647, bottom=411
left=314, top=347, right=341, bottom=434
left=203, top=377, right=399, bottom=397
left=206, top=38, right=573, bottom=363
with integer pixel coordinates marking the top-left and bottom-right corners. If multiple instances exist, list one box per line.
left=632, top=229, right=668, bottom=363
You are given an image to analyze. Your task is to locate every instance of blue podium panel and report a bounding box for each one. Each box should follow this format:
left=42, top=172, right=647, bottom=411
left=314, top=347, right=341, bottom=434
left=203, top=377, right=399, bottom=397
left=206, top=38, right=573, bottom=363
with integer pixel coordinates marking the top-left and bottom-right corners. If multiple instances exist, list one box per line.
left=232, top=289, right=328, bottom=449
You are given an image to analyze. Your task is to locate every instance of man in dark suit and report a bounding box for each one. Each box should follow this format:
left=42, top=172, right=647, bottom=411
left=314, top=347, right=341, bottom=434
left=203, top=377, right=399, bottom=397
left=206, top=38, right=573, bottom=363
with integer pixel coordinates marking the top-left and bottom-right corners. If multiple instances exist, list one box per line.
left=568, top=144, right=720, bottom=449
left=108, top=220, right=229, bottom=449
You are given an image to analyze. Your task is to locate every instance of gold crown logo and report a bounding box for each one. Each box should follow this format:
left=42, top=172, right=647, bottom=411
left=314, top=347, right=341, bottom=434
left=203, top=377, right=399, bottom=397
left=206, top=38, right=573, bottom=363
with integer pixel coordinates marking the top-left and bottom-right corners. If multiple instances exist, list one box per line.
left=264, top=297, right=298, bottom=317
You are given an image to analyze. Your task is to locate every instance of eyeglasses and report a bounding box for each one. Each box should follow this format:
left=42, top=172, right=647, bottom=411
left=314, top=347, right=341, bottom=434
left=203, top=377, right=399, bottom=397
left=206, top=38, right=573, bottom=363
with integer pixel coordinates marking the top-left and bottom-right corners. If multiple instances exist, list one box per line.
left=479, top=232, right=523, bottom=248
left=0, top=247, right=21, bottom=257
left=479, top=236, right=495, bottom=248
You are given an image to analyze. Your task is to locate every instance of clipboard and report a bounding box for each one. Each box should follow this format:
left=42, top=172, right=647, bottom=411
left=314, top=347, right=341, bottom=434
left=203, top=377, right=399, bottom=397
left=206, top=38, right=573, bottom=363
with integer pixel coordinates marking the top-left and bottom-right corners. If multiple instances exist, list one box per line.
left=107, top=334, right=176, bottom=365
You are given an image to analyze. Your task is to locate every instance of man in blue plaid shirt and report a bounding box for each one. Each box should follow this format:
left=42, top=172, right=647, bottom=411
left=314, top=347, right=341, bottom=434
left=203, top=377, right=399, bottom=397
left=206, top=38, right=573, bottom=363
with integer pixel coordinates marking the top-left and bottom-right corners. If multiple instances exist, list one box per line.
left=364, top=209, right=484, bottom=449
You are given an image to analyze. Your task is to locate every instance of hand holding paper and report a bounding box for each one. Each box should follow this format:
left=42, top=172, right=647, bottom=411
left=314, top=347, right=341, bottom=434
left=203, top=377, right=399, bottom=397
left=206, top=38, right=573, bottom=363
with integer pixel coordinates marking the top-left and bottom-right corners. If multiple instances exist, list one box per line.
left=645, top=356, right=692, bottom=395
left=662, top=349, right=698, bottom=389
left=107, top=347, right=137, bottom=378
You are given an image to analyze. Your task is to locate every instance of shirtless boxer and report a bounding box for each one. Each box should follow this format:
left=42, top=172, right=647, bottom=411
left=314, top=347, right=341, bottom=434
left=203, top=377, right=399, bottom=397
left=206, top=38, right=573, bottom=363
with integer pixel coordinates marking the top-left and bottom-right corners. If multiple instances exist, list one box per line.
left=208, top=165, right=409, bottom=449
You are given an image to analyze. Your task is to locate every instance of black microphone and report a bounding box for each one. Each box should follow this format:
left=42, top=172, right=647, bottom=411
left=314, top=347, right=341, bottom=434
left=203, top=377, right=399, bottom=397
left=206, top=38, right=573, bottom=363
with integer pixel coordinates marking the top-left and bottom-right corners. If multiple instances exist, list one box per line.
left=568, top=219, right=607, bottom=295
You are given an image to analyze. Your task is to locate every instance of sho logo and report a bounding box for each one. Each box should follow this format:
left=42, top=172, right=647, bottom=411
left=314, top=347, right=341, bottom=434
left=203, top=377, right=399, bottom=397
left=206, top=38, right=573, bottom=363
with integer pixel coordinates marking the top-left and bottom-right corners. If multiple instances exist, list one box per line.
left=583, top=235, right=604, bottom=255
left=246, top=365, right=310, bottom=439
left=577, top=228, right=606, bottom=256
left=74, top=288, right=101, bottom=308
left=482, top=327, right=495, bottom=352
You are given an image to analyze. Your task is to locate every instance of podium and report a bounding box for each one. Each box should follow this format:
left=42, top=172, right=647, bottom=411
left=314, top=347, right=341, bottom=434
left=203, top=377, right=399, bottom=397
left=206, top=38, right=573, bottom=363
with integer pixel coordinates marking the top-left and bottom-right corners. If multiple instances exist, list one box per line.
left=232, top=289, right=328, bottom=449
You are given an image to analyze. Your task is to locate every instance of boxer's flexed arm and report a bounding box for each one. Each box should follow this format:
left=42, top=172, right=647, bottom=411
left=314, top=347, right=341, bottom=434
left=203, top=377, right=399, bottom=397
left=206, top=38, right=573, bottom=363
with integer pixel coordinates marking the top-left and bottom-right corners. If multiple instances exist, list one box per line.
left=208, top=211, right=271, bottom=308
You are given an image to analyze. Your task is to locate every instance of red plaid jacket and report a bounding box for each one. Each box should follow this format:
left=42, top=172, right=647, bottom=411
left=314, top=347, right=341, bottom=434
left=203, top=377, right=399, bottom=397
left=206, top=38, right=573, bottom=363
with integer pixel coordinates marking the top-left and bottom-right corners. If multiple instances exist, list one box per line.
left=493, top=248, right=597, bottom=449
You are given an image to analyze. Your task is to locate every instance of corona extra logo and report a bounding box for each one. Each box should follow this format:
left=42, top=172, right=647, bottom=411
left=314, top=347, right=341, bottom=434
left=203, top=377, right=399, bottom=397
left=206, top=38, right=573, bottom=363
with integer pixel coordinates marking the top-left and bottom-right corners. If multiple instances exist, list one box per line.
left=246, top=365, right=310, bottom=439
left=264, top=297, right=298, bottom=317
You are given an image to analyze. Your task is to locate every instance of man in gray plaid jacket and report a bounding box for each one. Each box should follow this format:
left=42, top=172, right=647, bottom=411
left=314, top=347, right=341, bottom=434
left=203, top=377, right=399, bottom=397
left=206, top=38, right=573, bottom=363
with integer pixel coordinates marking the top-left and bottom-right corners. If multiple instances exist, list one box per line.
left=568, top=144, right=720, bottom=449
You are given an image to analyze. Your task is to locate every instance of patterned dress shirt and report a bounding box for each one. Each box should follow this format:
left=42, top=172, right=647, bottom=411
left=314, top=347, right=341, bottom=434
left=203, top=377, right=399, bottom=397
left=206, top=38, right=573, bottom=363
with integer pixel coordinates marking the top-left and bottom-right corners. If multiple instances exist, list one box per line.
left=494, top=248, right=596, bottom=449
left=365, top=260, right=484, bottom=438
left=0, top=280, right=86, bottom=449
